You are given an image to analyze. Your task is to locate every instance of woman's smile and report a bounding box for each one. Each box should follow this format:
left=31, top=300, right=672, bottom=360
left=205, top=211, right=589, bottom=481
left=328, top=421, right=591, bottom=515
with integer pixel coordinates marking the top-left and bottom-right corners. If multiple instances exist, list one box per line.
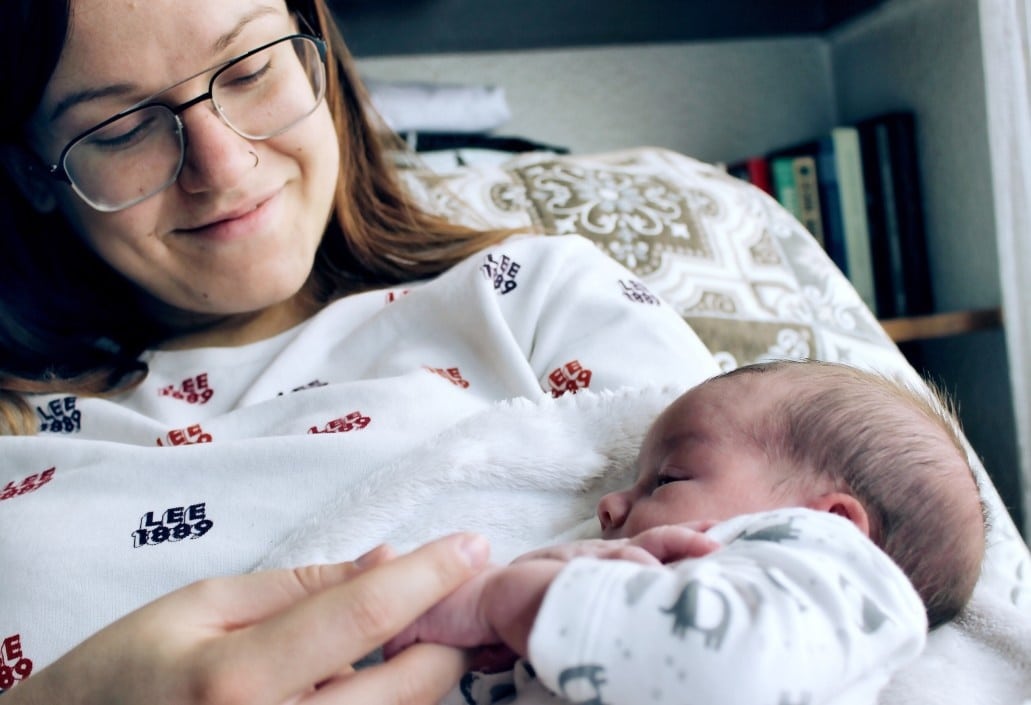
left=176, top=186, right=284, bottom=243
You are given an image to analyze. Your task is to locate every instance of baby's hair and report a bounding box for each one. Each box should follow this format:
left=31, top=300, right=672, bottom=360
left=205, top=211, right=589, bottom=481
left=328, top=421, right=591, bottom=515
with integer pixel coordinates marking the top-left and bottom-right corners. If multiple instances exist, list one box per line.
left=717, top=359, right=985, bottom=628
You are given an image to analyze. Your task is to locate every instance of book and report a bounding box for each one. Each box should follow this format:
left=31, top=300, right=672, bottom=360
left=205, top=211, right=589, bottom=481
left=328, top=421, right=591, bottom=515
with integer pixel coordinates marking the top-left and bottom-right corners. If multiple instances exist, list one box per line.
left=739, top=156, right=773, bottom=195
left=770, top=156, right=802, bottom=223
left=830, top=127, right=877, bottom=313
left=792, top=155, right=826, bottom=246
left=812, top=136, right=850, bottom=278
left=857, top=112, right=933, bottom=318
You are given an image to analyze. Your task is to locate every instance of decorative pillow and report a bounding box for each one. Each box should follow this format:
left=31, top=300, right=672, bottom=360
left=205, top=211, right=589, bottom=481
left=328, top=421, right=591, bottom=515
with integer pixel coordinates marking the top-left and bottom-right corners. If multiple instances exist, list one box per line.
left=399, top=146, right=1031, bottom=615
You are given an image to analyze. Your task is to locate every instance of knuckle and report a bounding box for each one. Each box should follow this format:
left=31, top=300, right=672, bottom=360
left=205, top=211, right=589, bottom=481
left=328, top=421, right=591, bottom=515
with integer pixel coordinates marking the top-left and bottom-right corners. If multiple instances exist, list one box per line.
left=344, top=583, right=399, bottom=639
left=184, top=656, right=255, bottom=705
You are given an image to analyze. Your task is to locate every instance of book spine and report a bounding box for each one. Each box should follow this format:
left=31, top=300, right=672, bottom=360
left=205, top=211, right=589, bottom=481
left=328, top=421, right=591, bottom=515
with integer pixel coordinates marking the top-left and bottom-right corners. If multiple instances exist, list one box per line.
left=831, top=126, right=877, bottom=314
left=745, top=157, right=773, bottom=195
left=884, top=113, right=933, bottom=316
left=792, top=155, right=826, bottom=246
left=859, top=119, right=901, bottom=318
left=814, top=137, right=849, bottom=273
left=771, top=156, right=801, bottom=222
left=874, top=122, right=909, bottom=317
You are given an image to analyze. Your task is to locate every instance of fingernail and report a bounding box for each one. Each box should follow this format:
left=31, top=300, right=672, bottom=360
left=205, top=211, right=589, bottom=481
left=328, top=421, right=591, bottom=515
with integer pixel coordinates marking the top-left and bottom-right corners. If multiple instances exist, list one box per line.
left=458, top=533, right=490, bottom=568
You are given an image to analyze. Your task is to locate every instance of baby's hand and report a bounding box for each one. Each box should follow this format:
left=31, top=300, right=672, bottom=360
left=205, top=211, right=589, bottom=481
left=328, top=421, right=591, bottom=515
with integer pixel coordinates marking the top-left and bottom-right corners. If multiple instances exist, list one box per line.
left=629, top=522, right=722, bottom=564
left=383, top=566, right=503, bottom=657
left=515, top=521, right=721, bottom=566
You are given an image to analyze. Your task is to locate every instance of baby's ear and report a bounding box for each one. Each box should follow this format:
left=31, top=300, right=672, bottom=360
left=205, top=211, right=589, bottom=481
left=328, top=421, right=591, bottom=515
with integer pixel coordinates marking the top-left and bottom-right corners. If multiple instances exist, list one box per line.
left=806, top=492, right=871, bottom=537
left=0, top=144, right=58, bottom=213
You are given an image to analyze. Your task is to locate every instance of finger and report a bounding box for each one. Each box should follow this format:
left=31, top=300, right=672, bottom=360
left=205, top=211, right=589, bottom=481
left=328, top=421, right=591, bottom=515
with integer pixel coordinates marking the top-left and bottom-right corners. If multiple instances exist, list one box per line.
left=221, top=532, right=489, bottom=702
left=603, top=545, right=661, bottom=565
left=630, top=525, right=721, bottom=563
left=166, top=560, right=371, bottom=630
left=305, top=643, right=470, bottom=705
left=676, top=519, right=719, bottom=533
left=513, top=539, right=611, bottom=563
left=354, top=543, right=397, bottom=569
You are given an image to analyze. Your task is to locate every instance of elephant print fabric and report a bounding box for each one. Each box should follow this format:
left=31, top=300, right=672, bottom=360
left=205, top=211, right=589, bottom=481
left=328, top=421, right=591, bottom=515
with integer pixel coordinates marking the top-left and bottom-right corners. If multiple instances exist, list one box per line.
left=470, top=508, right=927, bottom=705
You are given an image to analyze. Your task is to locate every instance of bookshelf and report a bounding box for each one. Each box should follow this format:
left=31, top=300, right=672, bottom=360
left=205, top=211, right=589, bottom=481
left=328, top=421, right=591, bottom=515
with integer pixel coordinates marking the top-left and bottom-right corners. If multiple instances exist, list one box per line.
left=881, top=307, right=1004, bottom=344
left=346, top=0, right=1027, bottom=535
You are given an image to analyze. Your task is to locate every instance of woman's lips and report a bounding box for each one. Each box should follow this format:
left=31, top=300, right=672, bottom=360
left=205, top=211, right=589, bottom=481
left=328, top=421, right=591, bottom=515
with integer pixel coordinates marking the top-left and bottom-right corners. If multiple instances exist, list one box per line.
left=180, top=189, right=282, bottom=242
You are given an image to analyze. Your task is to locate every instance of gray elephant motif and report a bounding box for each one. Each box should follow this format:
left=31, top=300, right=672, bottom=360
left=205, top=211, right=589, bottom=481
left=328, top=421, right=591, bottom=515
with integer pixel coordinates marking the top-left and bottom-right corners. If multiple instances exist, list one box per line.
left=736, top=517, right=800, bottom=543
left=661, top=580, right=732, bottom=649
left=557, top=664, right=609, bottom=705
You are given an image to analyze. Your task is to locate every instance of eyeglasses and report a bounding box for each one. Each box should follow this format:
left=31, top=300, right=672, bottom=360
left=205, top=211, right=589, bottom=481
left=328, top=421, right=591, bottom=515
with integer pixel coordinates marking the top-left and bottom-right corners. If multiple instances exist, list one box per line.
left=41, top=34, right=327, bottom=212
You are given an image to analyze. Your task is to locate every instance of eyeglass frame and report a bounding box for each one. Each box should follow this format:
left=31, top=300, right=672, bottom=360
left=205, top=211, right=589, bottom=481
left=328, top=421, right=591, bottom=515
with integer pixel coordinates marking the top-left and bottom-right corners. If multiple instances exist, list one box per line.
left=36, top=31, right=328, bottom=211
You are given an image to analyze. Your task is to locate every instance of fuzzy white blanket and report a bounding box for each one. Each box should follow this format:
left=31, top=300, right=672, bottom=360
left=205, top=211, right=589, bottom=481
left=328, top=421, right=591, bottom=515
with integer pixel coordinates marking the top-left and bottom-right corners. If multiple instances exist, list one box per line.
left=261, top=387, right=1031, bottom=705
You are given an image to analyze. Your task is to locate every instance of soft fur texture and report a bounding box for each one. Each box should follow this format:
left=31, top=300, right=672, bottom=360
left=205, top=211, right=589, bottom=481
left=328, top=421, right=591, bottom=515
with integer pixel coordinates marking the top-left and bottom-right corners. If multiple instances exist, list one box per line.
left=260, top=387, right=1031, bottom=705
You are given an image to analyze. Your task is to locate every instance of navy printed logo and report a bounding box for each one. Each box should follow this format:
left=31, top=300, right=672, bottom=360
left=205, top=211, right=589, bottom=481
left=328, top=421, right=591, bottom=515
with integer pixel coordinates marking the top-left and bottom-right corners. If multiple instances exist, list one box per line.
left=276, top=379, right=329, bottom=397
left=618, top=279, right=661, bottom=305
left=133, top=503, right=214, bottom=548
left=481, top=253, right=521, bottom=294
left=36, top=397, right=82, bottom=434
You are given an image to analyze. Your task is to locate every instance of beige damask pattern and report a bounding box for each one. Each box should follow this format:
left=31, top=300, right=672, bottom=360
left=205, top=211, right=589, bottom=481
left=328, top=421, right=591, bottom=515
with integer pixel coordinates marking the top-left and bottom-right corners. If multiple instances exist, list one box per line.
left=402, top=147, right=893, bottom=370
left=399, top=146, right=1030, bottom=611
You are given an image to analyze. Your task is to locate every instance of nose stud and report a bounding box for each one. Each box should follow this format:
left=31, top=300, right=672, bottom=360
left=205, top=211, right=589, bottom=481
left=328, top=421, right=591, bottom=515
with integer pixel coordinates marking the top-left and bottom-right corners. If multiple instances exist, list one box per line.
left=249, top=150, right=259, bottom=167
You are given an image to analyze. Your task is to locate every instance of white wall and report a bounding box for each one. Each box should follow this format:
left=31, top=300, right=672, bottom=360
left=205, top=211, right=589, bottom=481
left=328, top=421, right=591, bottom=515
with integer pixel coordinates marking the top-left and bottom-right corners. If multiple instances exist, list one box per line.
left=358, top=38, right=835, bottom=163
left=979, top=0, right=1031, bottom=536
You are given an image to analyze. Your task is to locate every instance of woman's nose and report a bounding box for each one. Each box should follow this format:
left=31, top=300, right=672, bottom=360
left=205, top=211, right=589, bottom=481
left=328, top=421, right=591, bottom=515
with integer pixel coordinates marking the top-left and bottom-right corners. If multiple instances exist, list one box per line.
left=175, top=106, right=256, bottom=194
left=597, top=491, right=631, bottom=533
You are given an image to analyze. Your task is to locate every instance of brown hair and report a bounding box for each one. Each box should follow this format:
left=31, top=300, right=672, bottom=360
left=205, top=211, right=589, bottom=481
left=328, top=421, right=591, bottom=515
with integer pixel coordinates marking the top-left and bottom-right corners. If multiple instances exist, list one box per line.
left=0, top=0, right=514, bottom=433
left=721, top=359, right=986, bottom=629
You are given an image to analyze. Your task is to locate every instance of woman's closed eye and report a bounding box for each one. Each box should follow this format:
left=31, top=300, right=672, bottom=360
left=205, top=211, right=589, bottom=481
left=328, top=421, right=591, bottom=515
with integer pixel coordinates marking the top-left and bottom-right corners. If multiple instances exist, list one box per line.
left=88, top=113, right=161, bottom=151
left=225, top=59, right=272, bottom=89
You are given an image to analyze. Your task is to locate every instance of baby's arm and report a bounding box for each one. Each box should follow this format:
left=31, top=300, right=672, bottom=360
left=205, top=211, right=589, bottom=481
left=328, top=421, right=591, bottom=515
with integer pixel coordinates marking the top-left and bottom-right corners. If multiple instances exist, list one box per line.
left=528, top=509, right=929, bottom=705
left=384, top=524, right=721, bottom=659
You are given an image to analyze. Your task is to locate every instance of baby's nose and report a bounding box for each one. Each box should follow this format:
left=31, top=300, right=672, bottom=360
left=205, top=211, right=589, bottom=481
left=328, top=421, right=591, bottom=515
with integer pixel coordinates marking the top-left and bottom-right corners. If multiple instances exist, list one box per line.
left=597, top=491, right=630, bottom=533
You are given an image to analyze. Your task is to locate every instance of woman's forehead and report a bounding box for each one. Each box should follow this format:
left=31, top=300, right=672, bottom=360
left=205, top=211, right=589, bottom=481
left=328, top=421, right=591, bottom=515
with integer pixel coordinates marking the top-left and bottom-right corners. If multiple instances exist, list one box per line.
left=42, top=0, right=289, bottom=122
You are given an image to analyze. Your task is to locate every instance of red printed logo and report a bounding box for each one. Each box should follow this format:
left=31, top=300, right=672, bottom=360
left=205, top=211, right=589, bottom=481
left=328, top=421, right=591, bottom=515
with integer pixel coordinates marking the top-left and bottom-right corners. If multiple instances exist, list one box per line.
left=133, top=503, right=213, bottom=548
left=424, top=366, right=470, bottom=389
left=35, top=396, right=81, bottom=434
left=0, top=634, right=33, bottom=691
left=481, top=253, right=521, bottom=294
left=1, top=468, right=55, bottom=502
left=156, top=424, right=213, bottom=447
left=159, top=373, right=214, bottom=405
left=385, top=289, right=411, bottom=303
left=548, top=360, right=593, bottom=398
left=619, top=279, right=661, bottom=305
left=308, top=411, right=371, bottom=435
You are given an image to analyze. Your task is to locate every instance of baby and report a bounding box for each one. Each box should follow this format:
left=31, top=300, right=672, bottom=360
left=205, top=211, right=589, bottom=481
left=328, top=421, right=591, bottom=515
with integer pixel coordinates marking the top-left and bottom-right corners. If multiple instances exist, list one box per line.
left=387, top=360, right=986, bottom=705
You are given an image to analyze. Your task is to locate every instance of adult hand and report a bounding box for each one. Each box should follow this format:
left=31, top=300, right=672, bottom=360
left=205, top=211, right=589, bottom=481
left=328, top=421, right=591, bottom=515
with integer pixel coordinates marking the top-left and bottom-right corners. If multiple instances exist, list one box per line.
left=5, top=532, right=490, bottom=705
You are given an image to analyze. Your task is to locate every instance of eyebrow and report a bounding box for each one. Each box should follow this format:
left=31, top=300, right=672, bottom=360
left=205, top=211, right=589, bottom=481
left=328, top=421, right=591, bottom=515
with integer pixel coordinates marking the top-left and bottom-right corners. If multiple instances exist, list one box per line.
left=48, top=5, right=281, bottom=125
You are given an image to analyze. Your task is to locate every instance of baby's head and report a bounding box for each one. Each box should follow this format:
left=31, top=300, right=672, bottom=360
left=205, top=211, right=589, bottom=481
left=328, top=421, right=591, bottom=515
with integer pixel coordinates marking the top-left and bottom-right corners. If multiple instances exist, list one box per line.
left=598, top=359, right=985, bottom=627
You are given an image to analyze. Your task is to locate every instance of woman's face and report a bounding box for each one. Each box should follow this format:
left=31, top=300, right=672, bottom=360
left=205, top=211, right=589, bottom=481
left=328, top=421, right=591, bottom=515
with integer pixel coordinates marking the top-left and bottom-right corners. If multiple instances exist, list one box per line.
left=28, top=0, right=340, bottom=331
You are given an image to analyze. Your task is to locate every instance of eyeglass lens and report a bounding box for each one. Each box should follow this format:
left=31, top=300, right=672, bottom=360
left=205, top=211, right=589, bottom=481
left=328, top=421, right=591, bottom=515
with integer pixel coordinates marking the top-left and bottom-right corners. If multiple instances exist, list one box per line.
left=63, top=36, right=325, bottom=212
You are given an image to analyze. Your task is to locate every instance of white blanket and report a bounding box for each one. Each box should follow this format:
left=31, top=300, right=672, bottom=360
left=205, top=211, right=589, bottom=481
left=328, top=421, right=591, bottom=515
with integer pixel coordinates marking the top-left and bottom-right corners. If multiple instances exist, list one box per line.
left=261, top=387, right=1031, bottom=705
